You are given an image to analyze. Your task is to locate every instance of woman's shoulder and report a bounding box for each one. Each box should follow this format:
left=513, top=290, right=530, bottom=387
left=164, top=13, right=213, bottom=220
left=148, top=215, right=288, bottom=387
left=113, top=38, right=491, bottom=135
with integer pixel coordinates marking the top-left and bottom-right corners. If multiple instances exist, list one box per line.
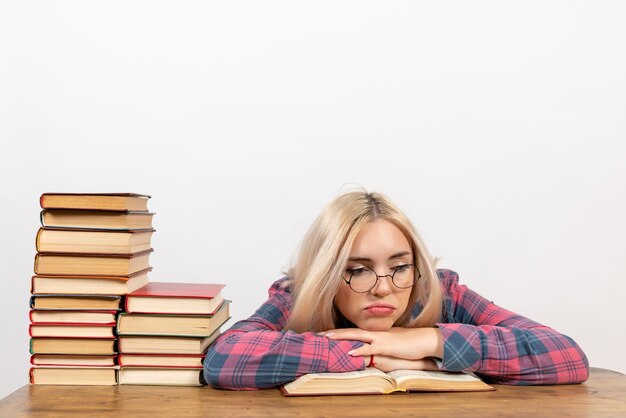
left=436, top=268, right=460, bottom=284
left=266, top=277, right=294, bottom=309
left=269, top=276, right=292, bottom=293
left=435, top=268, right=462, bottom=295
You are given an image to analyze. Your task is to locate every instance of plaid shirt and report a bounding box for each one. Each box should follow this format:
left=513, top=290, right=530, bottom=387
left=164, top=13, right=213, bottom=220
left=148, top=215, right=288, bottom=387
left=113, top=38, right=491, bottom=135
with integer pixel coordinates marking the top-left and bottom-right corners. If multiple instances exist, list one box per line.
left=204, top=269, right=589, bottom=390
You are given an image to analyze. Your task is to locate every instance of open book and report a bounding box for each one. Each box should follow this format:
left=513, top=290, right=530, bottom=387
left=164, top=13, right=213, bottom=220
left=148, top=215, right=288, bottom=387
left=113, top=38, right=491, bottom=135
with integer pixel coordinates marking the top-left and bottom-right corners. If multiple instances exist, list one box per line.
left=281, top=368, right=494, bottom=396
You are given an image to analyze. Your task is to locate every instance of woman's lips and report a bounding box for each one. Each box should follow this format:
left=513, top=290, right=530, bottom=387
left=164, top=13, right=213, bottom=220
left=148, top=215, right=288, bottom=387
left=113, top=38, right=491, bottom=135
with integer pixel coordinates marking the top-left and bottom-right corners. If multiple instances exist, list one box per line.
left=364, top=304, right=396, bottom=316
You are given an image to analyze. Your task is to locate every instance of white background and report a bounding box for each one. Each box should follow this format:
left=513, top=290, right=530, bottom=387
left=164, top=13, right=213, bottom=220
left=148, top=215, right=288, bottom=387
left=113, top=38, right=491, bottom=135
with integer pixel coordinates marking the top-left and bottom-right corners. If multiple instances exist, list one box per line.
left=1, top=1, right=625, bottom=400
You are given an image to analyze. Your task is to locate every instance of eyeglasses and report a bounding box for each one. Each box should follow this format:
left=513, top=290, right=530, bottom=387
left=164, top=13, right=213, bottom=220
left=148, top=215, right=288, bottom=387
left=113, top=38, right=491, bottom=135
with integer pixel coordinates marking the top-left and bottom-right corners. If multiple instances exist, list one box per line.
left=342, top=264, right=420, bottom=293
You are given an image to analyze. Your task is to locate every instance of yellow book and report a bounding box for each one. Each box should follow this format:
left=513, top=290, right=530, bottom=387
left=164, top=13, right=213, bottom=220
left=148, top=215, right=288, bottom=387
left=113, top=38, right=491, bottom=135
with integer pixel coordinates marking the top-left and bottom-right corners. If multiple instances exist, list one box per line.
left=40, top=193, right=150, bottom=212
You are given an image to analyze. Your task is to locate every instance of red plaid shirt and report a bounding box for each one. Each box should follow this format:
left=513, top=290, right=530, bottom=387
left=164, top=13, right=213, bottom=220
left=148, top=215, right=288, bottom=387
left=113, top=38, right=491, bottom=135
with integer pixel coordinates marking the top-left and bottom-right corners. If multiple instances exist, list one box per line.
left=204, top=269, right=589, bottom=389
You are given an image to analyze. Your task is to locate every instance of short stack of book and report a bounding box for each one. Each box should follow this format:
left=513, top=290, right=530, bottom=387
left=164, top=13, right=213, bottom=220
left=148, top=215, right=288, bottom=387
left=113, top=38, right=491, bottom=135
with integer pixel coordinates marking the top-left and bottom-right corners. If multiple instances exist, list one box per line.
left=29, top=193, right=154, bottom=385
left=117, top=282, right=229, bottom=386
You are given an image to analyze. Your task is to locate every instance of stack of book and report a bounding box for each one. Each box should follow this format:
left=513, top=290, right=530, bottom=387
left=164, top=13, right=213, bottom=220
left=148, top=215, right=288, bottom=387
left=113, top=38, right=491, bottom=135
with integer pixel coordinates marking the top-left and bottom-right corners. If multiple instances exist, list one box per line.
left=29, top=193, right=154, bottom=385
left=117, top=282, right=229, bottom=386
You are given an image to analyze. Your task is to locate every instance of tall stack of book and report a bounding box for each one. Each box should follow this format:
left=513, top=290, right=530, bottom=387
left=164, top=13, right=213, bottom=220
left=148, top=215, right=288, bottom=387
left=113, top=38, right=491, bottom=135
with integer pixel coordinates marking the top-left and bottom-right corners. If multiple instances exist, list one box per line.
left=117, top=282, right=229, bottom=386
left=29, top=193, right=154, bottom=385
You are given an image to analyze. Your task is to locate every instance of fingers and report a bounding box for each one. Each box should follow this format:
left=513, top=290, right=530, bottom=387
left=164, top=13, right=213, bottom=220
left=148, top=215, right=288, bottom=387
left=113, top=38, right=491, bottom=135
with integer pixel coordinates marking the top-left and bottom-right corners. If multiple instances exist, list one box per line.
left=347, top=345, right=374, bottom=357
left=318, top=328, right=375, bottom=343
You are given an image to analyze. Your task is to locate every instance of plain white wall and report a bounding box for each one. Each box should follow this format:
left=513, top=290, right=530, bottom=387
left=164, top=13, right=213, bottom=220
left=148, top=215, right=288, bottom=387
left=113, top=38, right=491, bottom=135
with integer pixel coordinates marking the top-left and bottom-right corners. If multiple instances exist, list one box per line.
left=1, top=1, right=625, bottom=400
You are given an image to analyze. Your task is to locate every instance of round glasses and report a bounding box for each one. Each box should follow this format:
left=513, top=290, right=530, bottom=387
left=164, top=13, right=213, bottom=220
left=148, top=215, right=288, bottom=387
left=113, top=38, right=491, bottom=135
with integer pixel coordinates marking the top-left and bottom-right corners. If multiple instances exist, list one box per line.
left=342, top=264, right=420, bottom=293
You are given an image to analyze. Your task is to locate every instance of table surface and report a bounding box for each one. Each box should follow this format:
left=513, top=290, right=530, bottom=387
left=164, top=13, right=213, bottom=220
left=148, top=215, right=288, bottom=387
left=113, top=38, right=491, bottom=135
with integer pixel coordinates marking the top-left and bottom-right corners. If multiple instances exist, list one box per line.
left=1, top=368, right=624, bottom=417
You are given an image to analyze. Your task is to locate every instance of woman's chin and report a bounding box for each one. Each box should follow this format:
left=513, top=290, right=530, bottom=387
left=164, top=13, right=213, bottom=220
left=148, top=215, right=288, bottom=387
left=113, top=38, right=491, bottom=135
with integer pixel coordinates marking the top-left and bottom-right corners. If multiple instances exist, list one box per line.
left=358, top=320, right=394, bottom=332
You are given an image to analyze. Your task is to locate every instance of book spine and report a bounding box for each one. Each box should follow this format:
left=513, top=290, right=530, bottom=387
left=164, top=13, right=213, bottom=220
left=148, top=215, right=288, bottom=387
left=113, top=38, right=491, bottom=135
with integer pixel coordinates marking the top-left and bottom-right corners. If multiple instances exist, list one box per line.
left=29, top=338, right=34, bottom=354
left=29, top=367, right=35, bottom=384
left=35, top=228, right=43, bottom=253
left=39, top=210, right=46, bottom=227
left=33, top=254, right=39, bottom=275
left=30, top=321, right=117, bottom=326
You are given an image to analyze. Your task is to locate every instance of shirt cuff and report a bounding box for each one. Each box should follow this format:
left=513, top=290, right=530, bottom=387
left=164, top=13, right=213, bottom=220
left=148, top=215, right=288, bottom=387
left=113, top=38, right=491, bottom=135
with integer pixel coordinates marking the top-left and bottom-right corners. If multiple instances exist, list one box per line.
left=436, top=323, right=483, bottom=372
left=326, top=339, right=365, bottom=372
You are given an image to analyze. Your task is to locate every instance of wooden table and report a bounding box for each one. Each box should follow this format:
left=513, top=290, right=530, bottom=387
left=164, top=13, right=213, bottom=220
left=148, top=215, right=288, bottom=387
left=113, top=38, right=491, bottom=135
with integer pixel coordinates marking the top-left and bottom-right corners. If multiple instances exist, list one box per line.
left=1, top=368, right=624, bottom=417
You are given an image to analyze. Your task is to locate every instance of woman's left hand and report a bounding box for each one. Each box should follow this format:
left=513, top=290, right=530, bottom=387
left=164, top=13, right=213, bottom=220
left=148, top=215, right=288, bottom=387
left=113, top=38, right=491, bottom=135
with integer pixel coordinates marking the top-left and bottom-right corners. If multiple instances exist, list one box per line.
left=319, top=327, right=443, bottom=361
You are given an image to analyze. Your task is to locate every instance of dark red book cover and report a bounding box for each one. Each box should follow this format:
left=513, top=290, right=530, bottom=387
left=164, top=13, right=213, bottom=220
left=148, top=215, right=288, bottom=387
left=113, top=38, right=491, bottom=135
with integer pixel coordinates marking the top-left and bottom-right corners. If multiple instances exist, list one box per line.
left=125, top=282, right=226, bottom=314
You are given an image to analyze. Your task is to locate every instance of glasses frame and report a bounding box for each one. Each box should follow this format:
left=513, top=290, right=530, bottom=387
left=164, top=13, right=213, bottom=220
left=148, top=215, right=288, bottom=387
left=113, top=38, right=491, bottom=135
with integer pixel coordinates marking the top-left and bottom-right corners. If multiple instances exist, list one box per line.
left=342, top=263, right=421, bottom=293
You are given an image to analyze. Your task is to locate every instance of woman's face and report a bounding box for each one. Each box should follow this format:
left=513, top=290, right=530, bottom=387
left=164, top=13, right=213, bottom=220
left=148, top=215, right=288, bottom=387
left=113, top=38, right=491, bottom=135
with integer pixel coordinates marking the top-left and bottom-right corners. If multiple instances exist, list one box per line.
left=334, top=219, right=414, bottom=331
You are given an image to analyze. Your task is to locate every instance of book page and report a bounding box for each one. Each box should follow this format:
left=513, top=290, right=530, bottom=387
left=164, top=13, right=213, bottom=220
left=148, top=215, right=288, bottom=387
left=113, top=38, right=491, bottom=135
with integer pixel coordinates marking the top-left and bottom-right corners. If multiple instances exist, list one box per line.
left=283, top=367, right=394, bottom=394
left=297, top=367, right=389, bottom=382
left=388, top=369, right=480, bottom=383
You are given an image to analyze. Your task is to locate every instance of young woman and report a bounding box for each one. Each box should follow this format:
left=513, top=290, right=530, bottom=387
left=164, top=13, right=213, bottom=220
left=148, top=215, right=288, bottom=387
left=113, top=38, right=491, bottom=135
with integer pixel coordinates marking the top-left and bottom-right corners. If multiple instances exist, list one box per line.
left=203, top=191, right=589, bottom=389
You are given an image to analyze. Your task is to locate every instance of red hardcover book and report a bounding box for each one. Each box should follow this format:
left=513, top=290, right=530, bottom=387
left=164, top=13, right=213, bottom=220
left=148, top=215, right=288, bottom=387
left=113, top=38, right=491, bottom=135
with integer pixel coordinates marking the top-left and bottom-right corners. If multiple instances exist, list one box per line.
left=125, top=282, right=225, bottom=314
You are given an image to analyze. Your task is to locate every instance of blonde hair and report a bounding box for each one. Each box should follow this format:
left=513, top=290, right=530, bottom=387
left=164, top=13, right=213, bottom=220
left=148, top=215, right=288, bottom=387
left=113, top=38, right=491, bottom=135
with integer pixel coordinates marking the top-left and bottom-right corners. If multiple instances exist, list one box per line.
left=285, top=191, right=442, bottom=333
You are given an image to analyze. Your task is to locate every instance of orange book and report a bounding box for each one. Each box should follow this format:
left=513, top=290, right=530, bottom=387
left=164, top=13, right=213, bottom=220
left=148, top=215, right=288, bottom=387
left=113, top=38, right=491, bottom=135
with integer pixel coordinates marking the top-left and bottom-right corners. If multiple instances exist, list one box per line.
left=40, top=193, right=150, bottom=212
left=34, top=249, right=153, bottom=276
left=36, top=228, right=154, bottom=254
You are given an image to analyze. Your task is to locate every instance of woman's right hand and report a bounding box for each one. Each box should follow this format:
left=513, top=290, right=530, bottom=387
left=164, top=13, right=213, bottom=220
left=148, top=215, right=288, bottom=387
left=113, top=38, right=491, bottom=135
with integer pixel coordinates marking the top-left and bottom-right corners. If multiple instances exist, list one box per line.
left=366, top=355, right=439, bottom=373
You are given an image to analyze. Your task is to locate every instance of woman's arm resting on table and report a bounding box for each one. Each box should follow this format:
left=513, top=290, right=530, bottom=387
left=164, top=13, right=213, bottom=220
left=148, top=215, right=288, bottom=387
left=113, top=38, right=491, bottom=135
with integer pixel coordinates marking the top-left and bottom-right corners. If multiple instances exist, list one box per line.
left=203, top=280, right=364, bottom=390
left=436, top=269, right=589, bottom=385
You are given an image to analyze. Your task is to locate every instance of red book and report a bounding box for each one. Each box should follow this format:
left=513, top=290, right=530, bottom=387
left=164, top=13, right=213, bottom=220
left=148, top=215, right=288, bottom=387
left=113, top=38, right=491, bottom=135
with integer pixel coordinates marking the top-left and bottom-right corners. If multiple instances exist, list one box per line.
left=125, top=282, right=225, bottom=314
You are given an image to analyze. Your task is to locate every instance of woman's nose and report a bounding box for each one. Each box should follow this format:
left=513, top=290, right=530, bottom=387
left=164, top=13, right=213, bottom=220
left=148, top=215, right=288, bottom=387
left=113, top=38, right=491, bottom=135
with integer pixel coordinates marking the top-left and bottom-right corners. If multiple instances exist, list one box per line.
left=371, top=275, right=393, bottom=296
